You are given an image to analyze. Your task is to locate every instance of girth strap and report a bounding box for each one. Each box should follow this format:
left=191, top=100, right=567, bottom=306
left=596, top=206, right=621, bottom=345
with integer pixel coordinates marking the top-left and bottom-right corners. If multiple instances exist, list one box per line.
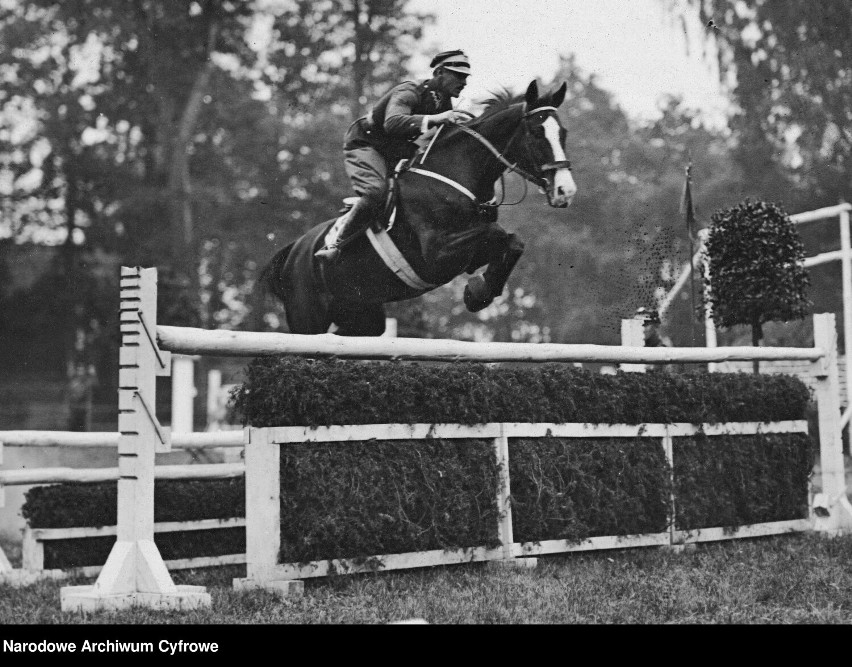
left=366, top=227, right=436, bottom=291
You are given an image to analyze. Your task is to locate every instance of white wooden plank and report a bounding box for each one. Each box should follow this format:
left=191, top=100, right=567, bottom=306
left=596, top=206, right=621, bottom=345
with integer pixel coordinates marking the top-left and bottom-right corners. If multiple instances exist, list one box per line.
left=512, top=533, right=670, bottom=556
left=38, top=553, right=247, bottom=580
left=266, top=423, right=501, bottom=444
left=503, top=423, right=668, bottom=438
left=666, top=421, right=808, bottom=436
left=269, top=546, right=504, bottom=580
left=0, top=430, right=244, bottom=449
left=674, top=519, right=811, bottom=543
left=31, top=517, right=245, bottom=541
left=0, top=463, right=244, bottom=486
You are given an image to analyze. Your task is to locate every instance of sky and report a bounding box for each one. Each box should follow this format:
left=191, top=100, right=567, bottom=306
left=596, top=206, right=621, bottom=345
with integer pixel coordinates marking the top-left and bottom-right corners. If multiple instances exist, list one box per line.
left=406, top=0, right=729, bottom=129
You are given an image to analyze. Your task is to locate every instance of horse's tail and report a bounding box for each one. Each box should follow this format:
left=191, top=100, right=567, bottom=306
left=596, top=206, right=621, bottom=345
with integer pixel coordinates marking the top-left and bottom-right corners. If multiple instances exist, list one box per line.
left=258, top=241, right=295, bottom=305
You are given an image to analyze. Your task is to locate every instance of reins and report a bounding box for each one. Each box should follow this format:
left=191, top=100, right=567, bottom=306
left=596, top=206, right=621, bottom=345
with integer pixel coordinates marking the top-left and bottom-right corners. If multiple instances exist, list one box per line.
left=409, top=104, right=572, bottom=209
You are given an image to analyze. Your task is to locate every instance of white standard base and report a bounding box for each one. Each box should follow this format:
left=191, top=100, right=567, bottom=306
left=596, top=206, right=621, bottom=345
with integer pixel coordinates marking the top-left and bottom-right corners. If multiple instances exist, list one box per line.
left=486, top=557, right=539, bottom=570
left=233, top=577, right=304, bottom=599
left=60, top=584, right=211, bottom=613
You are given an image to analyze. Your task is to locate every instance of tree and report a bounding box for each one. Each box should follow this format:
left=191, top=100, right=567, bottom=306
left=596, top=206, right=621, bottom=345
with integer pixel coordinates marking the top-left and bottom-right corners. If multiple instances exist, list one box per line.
left=663, top=0, right=851, bottom=206
left=702, top=199, right=810, bottom=372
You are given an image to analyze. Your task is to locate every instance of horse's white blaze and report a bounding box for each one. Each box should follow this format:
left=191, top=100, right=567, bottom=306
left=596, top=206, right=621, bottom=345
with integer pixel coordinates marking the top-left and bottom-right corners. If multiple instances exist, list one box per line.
left=543, top=116, right=577, bottom=206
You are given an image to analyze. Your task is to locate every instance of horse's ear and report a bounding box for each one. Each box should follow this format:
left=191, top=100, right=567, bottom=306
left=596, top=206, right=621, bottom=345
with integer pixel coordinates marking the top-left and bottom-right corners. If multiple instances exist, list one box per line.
left=552, top=81, right=567, bottom=107
left=525, top=80, right=539, bottom=106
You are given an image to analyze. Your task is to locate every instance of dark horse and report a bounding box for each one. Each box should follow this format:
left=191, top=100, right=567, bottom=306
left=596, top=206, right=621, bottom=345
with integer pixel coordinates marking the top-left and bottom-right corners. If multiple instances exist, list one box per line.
left=261, top=80, right=577, bottom=335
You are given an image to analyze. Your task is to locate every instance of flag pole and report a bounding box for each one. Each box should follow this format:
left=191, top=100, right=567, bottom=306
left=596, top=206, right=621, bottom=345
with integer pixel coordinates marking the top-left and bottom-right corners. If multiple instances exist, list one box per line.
left=681, top=161, right=697, bottom=345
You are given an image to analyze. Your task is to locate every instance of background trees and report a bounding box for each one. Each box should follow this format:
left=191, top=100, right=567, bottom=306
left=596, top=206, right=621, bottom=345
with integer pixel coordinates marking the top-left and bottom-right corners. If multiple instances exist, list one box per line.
left=662, top=0, right=850, bottom=348
left=1, top=1, right=850, bottom=430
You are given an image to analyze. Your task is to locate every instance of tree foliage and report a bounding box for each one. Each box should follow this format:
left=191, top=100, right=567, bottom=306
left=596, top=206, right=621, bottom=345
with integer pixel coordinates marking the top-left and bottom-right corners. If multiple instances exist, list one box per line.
left=664, top=0, right=851, bottom=205
left=702, top=199, right=810, bottom=351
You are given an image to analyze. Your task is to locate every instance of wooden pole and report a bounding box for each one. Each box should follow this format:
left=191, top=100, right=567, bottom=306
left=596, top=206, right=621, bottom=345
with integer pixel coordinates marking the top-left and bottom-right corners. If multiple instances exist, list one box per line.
left=157, top=325, right=823, bottom=364
left=811, top=313, right=852, bottom=535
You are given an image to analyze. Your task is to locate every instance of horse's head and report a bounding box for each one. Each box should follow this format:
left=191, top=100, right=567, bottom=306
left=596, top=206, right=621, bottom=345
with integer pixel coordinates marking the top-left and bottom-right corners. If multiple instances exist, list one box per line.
left=515, top=80, right=577, bottom=208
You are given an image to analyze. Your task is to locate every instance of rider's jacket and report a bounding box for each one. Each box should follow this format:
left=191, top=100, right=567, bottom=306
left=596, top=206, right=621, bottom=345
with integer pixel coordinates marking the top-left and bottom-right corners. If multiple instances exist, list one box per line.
left=344, top=80, right=453, bottom=166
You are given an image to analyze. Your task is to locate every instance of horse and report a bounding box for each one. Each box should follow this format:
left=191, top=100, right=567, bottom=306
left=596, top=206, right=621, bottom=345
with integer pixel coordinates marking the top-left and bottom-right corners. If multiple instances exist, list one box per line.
left=260, top=79, right=577, bottom=336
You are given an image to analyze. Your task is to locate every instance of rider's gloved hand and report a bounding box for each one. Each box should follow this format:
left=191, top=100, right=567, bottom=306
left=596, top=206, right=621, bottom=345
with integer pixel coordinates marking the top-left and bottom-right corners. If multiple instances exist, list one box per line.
left=427, top=110, right=469, bottom=127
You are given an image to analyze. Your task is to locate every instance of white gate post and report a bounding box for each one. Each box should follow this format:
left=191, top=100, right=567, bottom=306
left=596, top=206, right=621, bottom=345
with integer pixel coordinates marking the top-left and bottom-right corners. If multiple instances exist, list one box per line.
left=487, top=424, right=536, bottom=569
left=61, top=266, right=211, bottom=612
left=171, top=355, right=196, bottom=433
left=234, top=427, right=303, bottom=597
left=620, top=319, right=646, bottom=373
left=839, top=206, right=852, bottom=438
left=811, top=313, right=852, bottom=535
left=703, top=256, right=718, bottom=372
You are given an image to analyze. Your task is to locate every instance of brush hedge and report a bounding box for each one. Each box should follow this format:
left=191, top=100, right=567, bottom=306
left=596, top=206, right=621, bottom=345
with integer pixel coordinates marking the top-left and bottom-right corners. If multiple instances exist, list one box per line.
left=23, top=357, right=816, bottom=568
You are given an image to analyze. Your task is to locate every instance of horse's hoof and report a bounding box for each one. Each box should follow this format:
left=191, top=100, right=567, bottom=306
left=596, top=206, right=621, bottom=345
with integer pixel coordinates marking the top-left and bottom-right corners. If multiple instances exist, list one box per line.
left=464, top=275, right=492, bottom=312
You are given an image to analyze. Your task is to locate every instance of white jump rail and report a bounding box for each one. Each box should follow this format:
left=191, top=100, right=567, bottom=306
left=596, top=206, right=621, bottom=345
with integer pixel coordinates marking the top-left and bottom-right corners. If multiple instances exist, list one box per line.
left=4, top=265, right=846, bottom=612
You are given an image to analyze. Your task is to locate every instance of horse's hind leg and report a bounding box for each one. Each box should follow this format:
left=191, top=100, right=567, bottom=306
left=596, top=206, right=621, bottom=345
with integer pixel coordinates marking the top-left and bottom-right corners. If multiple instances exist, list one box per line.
left=464, top=231, right=525, bottom=313
left=330, top=301, right=387, bottom=336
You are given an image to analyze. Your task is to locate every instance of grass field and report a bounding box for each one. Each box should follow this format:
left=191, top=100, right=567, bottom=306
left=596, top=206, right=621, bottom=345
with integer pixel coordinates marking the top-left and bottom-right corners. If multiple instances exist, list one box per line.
left=2, top=533, right=852, bottom=625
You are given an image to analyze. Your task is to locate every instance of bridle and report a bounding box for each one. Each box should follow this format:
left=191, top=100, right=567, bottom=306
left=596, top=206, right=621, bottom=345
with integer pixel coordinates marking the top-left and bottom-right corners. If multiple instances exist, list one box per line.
left=411, top=104, right=572, bottom=208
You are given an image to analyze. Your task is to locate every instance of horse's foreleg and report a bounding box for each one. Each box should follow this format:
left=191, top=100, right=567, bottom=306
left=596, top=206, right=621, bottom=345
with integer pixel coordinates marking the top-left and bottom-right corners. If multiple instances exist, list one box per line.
left=464, top=233, right=525, bottom=313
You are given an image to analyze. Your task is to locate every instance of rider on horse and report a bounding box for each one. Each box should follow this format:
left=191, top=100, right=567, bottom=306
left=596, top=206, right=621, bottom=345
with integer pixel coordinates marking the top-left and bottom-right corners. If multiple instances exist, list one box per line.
left=315, top=49, right=474, bottom=262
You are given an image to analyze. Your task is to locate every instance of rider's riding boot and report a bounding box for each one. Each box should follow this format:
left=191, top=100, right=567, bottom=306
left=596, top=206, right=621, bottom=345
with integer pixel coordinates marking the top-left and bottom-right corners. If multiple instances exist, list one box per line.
left=315, top=195, right=379, bottom=262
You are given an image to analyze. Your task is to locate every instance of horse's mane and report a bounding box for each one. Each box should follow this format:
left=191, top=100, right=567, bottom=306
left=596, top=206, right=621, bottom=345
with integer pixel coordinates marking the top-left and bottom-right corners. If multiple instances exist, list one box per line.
left=468, top=89, right=525, bottom=127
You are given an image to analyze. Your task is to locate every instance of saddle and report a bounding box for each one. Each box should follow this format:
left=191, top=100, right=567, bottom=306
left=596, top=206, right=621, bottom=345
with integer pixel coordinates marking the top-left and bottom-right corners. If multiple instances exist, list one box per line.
left=323, top=159, right=410, bottom=251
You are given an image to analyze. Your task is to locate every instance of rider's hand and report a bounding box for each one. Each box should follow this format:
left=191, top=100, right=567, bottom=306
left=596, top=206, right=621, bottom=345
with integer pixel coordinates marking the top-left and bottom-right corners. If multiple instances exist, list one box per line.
left=428, top=110, right=468, bottom=126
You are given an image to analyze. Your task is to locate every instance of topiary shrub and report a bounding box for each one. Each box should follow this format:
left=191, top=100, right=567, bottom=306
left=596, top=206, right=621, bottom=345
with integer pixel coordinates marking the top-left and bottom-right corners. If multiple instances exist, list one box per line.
left=703, top=199, right=811, bottom=372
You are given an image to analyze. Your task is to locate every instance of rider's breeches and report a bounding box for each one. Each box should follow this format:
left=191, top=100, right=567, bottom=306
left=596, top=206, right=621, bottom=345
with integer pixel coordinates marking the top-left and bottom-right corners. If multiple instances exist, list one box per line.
left=344, top=146, right=388, bottom=200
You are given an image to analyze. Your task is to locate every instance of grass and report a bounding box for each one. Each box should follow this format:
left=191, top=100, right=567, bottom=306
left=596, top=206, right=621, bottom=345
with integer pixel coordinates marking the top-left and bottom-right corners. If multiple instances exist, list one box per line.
left=3, top=533, right=852, bottom=624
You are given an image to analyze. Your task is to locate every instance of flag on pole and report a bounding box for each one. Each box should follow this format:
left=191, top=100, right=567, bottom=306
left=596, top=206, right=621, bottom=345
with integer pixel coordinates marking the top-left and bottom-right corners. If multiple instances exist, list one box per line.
left=680, top=162, right=698, bottom=341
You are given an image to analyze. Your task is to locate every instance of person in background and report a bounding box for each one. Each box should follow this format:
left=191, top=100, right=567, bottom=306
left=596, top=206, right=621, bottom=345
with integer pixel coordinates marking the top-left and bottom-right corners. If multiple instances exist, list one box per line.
left=635, top=307, right=672, bottom=348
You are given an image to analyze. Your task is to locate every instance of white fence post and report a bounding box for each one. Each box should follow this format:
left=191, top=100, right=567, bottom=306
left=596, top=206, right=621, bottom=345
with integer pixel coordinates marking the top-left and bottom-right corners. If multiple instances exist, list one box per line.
left=171, top=355, right=196, bottom=433
left=487, top=425, right=535, bottom=569
left=703, top=255, right=718, bottom=372
left=234, top=427, right=302, bottom=597
left=811, top=313, right=852, bottom=535
left=620, top=318, right=646, bottom=373
left=60, top=267, right=211, bottom=612
left=839, top=205, right=852, bottom=441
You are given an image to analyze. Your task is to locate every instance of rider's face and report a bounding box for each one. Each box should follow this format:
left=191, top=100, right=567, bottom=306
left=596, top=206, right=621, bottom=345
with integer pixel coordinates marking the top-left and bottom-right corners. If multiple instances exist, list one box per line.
left=439, top=70, right=468, bottom=98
